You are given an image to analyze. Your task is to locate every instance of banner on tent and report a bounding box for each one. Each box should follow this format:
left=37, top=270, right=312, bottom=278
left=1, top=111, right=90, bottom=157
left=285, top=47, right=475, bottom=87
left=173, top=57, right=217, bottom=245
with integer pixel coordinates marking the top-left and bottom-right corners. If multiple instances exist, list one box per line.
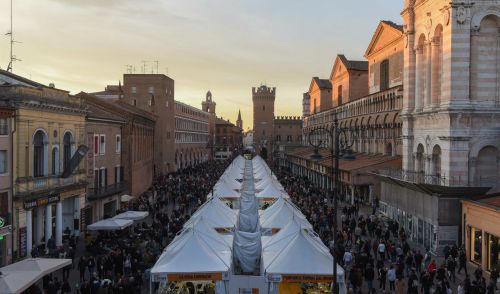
left=266, top=274, right=283, bottom=283
left=167, top=273, right=223, bottom=281
left=281, top=274, right=334, bottom=283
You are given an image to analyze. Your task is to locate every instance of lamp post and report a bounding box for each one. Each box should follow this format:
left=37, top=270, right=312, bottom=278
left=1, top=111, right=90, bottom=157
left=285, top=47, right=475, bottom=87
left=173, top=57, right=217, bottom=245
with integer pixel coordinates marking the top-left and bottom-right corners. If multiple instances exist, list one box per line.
left=307, top=112, right=356, bottom=294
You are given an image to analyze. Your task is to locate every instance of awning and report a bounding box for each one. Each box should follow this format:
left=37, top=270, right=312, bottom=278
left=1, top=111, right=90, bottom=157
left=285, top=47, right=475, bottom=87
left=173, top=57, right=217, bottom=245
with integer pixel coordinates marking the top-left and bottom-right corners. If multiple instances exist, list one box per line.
left=87, top=218, right=133, bottom=231
left=0, top=258, right=71, bottom=294
left=113, top=210, right=149, bottom=221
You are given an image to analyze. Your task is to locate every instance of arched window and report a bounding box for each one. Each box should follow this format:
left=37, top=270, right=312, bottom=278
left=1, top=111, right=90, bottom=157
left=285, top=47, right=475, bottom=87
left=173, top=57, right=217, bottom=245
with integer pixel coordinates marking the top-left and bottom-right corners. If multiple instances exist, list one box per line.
left=63, top=132, right=74, bottom=172
left=476, top=146, right=499, bottom=187
left=432, top=145, right=442, bottom=183
left=33, top=130, right=47, bottom=177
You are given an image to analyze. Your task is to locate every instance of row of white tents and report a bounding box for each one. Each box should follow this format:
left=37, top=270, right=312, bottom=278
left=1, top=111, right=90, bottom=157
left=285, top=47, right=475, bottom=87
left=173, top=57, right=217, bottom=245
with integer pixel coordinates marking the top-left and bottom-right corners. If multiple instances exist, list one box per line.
left=150, top=155, right=346, bottom=294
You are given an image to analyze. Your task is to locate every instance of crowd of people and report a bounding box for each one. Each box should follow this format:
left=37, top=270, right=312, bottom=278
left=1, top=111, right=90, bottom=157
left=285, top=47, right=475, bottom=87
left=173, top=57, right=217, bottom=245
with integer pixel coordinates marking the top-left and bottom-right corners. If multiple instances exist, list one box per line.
left=23, top=158, right=233, bottom=294
left=275, top=166, right=499, bottom=294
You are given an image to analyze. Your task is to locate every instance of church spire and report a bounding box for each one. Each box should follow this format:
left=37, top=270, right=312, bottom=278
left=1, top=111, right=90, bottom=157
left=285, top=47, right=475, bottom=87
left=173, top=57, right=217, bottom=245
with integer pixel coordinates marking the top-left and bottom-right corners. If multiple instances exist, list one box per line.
left=236, top=109, right=243, bottom=129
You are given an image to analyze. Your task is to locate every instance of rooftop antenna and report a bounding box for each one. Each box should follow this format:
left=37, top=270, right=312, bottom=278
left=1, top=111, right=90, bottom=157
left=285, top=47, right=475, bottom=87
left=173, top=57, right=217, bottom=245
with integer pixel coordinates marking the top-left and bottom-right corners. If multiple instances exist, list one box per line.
left=154, top=60, right=159, bottom=74
left=141, top=60, right=149, bottom=74
left=6, top=0, right=21, bottom=72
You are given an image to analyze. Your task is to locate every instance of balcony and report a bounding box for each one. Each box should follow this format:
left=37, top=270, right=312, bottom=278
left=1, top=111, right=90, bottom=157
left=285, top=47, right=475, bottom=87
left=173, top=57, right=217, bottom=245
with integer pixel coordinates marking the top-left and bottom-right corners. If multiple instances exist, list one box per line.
left=375, top=169, right=494, bottom=197
left=87, top=181, right=128, bottom=201
left=15, top=171, right=87, bottom=199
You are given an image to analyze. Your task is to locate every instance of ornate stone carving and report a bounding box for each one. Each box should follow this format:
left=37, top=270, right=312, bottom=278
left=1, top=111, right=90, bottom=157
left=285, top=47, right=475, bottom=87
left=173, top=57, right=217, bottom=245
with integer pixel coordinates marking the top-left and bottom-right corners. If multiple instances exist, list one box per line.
left=456, top=5, right=467, bottom=24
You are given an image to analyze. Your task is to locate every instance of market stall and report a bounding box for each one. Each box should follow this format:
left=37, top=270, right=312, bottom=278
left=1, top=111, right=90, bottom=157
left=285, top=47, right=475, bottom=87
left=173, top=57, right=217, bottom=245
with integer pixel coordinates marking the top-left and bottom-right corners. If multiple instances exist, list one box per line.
left=87, top=218, right=134, bottom=231
left=0, top=258, right=72, bottom=294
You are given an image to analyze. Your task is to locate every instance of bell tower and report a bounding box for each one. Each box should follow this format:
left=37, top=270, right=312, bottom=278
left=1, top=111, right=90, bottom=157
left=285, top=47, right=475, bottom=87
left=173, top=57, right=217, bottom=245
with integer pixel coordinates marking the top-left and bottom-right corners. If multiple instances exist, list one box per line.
left=202, top=90, right=216, bottom=114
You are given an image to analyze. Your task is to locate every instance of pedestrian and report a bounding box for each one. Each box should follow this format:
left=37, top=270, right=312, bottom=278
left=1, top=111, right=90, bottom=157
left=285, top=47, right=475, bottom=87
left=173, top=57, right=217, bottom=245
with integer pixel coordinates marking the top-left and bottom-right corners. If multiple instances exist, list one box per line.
left=61, top=279, right=71, bottom=294
left=78, top=256, right=86, bottom=282
left=364, top=264, right=375, bottom=294
left=378, top=266, right=387, bottom=291
left=388, top=264, right=397, bottom=292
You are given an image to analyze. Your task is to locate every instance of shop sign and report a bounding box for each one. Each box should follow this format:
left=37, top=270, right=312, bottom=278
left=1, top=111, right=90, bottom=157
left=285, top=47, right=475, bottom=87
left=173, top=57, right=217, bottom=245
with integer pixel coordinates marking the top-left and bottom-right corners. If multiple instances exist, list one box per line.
left=281, top=274, right=334, bottom=283
left=23, top=195, right=60, bottom=209
left=167, top=273, right=222, bottom=281
left=266, top=274, right=282, bottom=283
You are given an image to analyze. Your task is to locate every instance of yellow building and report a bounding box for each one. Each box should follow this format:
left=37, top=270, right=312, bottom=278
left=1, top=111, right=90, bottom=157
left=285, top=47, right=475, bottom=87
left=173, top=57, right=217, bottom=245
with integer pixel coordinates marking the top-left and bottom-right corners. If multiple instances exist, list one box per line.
left=462, top=196, right=500, bottom=273
left=0, top=70, right=87, bottom=258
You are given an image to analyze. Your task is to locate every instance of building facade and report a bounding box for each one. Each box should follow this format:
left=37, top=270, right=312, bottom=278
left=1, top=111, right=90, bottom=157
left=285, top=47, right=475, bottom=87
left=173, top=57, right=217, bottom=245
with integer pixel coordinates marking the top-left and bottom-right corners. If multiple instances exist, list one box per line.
left=0, top=106, right=14, bottom=266
left=80, top=94, right=127, bottom=223
left=273, top=116, right=303, bottom=166
left=174, top=101, right=211, bottom=169
left=291, top=20, right=404, bottom=206
left=374, top=0, right=500, bottom=256
left=462, top=196, right=500, bottom=274
left=0, top=73, right=88, bottom=259
left=121, top=74, right=175, bottom=174
left=214, top=117, right=242, bottom=158
left=252, top=85, right=276, bottom=153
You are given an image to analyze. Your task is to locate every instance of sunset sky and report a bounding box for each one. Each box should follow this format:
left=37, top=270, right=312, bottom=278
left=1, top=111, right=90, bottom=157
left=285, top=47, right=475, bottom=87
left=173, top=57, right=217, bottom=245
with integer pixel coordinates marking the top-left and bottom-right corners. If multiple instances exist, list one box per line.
left=0, top=0, right=402, bottom=130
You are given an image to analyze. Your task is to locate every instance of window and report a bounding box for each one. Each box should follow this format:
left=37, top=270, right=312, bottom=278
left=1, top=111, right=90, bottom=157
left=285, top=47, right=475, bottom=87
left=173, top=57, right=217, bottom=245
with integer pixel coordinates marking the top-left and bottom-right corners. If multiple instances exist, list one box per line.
left=338, top=85, right=343, bottom=105
left=33, top=130, right=47, bottom=178
left=470, top=227, right=483, bottom=264
left=51, top=147, right=59, bottom=175
left=262, top=106, right=265, bottom=111
left=93, top=134, right=99, bottom=155
left=63, top=132, right=73, bottom=172
left=100, top=168, right=107, bottom=187
left=133, top=99, right=137, bottom=106
left=487, top=233, right=500, bottom=272
left=115, top=135, right=121, bottom=153
left=148, top=86, right=154, bottom=94
left=131, top=86, right=137, bottom=94
left=166, top=100, right=169, bottom=108
left=0, top=150, right=6, bottom=174
left=380, top=59, right=389, bottom=91
left=0, top=118, right=7, bottom=135
left=100, top=135, right=106, bottom=155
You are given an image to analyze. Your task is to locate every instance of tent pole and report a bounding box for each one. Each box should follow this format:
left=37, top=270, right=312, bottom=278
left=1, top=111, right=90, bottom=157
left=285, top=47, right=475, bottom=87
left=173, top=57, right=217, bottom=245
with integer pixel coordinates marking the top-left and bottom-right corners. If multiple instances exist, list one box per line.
left=149, top=275, right=152, bottom=294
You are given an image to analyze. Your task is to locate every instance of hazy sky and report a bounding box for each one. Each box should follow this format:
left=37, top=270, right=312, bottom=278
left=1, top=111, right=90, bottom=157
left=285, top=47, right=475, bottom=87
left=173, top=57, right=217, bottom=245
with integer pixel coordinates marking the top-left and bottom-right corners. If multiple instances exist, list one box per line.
left=0, top=0, right=402, bottom=130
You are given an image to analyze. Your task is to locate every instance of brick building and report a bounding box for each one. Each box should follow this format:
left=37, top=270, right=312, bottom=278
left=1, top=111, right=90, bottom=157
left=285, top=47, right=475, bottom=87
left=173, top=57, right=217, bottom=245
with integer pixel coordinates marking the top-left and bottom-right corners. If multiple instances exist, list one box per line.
left=214, top=117, right=243, bottom=158
left=252, top=85, right=276, bottom=153
left=78, top=93, right=128, bottom=223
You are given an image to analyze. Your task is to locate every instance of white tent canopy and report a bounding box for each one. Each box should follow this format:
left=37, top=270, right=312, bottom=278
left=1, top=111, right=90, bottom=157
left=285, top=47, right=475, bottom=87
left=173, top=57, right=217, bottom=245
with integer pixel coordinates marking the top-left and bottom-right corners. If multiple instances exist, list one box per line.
left=213, top=182, right=240, bottom=198
left=0, top=258, right=71, bottom=294
left=256, top=183, right=285, bottom=199
left=87, top=218, right=133, bottom=231
left=113, top=210, right=149, bottom=221
left=184, top=198, right=237, bottom=228
left=259, top=198, right=310, bottom=229
left=151, top=220, right=232, bottom=281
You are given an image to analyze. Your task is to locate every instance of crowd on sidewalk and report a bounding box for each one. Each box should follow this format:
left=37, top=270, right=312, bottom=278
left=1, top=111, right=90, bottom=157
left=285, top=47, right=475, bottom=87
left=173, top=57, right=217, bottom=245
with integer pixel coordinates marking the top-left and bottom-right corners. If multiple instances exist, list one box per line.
left=24, top=159, right=232, bottom=294
left=276, top=166, right=499, bottom=294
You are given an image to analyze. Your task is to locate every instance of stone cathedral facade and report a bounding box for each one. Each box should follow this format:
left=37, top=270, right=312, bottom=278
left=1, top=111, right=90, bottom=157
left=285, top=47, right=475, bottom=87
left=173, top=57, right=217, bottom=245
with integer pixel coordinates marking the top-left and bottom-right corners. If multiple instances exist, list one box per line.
left=401, top=0, right=500, bottom=188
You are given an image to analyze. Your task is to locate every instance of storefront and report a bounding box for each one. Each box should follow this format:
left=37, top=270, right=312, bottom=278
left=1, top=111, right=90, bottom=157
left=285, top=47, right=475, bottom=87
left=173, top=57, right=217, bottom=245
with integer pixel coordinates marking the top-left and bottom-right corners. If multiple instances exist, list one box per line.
left=463, top=196, right=500, bottom=273
left=15, top=187, right=85, bottom=258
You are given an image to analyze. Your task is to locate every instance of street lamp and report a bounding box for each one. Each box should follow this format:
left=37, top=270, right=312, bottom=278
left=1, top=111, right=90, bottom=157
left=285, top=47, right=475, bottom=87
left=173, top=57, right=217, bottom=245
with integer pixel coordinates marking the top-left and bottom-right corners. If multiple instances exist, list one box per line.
left=307, top=112, right=356, bottom=294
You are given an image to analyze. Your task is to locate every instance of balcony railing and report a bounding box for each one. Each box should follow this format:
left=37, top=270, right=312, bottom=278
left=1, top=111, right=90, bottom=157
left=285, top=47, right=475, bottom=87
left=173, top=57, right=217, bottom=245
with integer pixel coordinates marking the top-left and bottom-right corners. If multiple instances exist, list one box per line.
left=376, top=169, right=496, bottom=188
left=15, top=172, right=86, bottom=197
left=87, top=181, right=128, bottom=201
